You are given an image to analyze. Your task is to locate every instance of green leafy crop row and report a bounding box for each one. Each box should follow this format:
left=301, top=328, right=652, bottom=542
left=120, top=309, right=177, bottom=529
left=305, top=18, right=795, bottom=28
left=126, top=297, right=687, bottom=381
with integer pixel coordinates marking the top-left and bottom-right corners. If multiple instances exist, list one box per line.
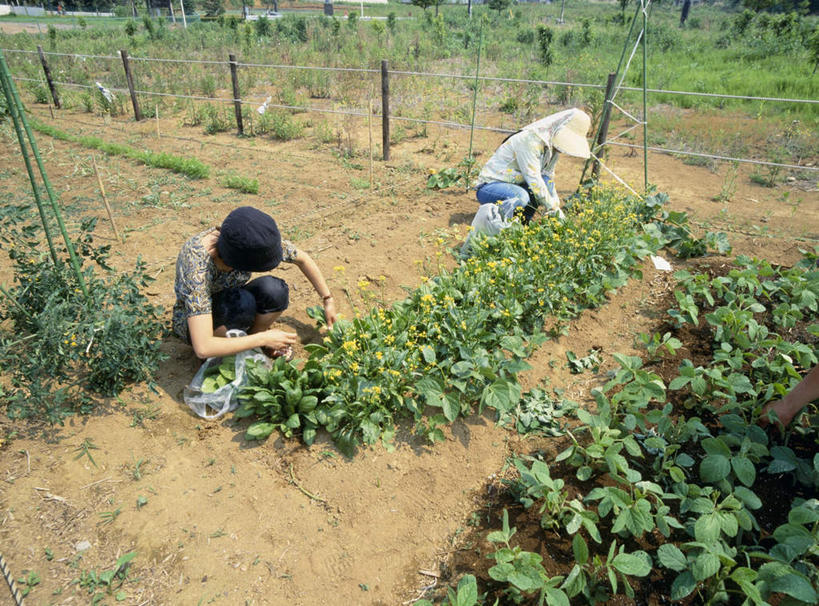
left=237, top=185, right=726, bottom=456
left=472, top=251, right=818, bottom=605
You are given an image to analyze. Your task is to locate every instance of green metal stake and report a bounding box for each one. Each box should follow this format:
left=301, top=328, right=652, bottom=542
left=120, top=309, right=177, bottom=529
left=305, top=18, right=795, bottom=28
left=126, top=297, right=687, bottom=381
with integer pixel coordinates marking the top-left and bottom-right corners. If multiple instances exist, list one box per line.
left=580, top=1, right=644, bottom=185
left=0, top=51, right=88, bottom=298
left=642, top=0, right=649, bottom=192
left=0, top=54, right=59, bottom=266
left=465, top=17, right=484, bottom=190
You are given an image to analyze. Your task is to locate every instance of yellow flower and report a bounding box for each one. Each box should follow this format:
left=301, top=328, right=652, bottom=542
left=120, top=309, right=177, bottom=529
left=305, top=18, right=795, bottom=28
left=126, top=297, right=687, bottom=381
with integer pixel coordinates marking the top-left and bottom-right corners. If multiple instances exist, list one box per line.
left=333, top=265, right=346, bottom=273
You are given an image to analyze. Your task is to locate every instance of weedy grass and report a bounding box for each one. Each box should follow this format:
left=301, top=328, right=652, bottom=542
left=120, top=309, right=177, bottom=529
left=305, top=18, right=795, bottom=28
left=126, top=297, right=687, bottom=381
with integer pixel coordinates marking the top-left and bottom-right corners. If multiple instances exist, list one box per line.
left=30, top=120, right=210, bottom=179
left=223, top=173, right=259, bottom=194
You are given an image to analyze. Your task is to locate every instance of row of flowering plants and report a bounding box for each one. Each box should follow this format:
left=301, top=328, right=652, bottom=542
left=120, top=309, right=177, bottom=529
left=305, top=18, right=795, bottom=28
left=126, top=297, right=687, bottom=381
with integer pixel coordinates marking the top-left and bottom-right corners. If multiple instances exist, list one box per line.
left=236, top=185, right=703, bottom=455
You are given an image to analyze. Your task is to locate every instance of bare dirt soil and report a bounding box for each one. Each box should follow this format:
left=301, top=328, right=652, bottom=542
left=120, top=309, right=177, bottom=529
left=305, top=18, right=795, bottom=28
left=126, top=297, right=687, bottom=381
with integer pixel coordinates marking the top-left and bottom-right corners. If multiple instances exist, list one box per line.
left=0, top=103, right=816, bottom=605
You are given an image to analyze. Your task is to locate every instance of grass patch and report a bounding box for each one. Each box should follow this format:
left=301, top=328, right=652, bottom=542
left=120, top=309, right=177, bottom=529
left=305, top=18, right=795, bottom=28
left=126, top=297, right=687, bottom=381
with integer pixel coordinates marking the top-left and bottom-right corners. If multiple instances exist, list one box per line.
left=31, top=121, right=210, bottom=179
left=223, top=173, right=259, bottom=194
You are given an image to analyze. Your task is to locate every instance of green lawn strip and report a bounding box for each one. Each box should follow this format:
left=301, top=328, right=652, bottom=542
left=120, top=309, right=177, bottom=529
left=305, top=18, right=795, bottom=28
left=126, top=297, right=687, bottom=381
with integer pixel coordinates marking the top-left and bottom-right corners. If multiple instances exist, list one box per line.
left=30, top=119, right=210, bottom=179
left=237, top=186, right=705, bottom=455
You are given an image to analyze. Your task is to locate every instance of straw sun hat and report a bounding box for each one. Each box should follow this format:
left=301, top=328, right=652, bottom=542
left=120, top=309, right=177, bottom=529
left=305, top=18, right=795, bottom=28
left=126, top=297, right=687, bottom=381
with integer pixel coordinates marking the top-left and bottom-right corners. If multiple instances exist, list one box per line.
left=524, top=108, right=592, bottom=159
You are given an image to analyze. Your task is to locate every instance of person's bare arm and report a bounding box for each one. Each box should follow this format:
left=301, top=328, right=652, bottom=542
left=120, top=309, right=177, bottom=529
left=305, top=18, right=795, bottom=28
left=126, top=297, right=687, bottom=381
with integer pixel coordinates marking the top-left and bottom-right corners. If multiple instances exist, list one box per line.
left=759, top=365, right=819, bottom=428
left=292, top=249, right=337, bottom=328
left=187, top=314, right=297, bottom=359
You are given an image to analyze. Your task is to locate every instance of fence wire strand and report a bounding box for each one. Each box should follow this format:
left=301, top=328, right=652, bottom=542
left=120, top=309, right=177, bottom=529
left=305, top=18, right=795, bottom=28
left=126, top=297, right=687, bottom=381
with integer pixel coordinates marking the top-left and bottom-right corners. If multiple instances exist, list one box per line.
left=604, top=140, right=819, bottom=172
left=3, top=47, right=817, bottom=104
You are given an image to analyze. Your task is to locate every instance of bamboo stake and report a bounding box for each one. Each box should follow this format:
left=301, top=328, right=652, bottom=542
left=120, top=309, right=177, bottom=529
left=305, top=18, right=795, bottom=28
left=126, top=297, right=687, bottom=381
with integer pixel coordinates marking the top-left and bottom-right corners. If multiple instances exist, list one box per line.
left=91, top=155, right=123, bottom=244
left=0, top=53, right=88, bottom=297
left=465, top=18, right=484, bottom=190
left=368, top=83, right=374, bottom=190
left=0, top=52, right=59, bottom=266
left=155, top=104, right=160, bottom=138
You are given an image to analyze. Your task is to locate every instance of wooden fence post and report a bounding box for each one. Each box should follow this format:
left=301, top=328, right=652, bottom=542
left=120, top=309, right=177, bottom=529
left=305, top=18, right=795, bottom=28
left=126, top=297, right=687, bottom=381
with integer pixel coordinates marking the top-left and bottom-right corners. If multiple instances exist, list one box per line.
left=36, top=45, right=60, bottom=109
left=119, top=49, right=142, bottom=121
left=229, top=53, right=243, bottom=136
left=381, top=59, right=390, bottom=162
left=591, top=72, right=617, bottom=181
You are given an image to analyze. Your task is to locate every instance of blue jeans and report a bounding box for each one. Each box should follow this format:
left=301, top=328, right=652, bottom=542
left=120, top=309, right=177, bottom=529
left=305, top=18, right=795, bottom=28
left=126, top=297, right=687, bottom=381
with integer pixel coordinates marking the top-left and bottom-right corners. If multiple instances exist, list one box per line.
left=212, top=276, right=289, bottom=332
left=476, top=177, right=556, bottom=223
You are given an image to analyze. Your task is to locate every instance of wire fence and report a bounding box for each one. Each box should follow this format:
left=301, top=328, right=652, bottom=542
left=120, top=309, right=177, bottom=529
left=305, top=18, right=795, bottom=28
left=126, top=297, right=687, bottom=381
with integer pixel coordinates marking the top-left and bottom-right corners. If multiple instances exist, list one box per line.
left=3, top=46, right=818, bottom=174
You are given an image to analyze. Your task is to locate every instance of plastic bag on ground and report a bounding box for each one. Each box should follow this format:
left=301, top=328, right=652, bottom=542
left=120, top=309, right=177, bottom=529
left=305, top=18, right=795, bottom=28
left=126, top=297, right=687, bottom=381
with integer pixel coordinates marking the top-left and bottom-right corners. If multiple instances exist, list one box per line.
left=461, top=203, right=511, bottom=256
left=183, top=329, right=271, bottom=420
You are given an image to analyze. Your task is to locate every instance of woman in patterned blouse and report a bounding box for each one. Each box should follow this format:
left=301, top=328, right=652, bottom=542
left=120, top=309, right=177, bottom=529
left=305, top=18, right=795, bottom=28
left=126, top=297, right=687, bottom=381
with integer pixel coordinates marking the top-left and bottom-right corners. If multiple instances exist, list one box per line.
left=474, top=108, right=591, bottom=223
left=172, top=206, right=337, bottom=359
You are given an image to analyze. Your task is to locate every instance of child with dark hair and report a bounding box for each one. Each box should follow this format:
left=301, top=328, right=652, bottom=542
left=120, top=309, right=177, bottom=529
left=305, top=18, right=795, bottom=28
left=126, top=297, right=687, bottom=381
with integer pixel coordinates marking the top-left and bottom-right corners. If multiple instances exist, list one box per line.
left=172, top=206, right=336, bottom=359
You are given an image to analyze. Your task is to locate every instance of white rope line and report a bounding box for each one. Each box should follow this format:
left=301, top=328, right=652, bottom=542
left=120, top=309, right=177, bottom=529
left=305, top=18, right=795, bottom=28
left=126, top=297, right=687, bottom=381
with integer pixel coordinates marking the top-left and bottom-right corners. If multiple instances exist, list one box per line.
left=390, top=114, right=511, bottom=134
left=3, top=47, right=817, bottom=104
left=239, top=98, right=370, bottom=118
left=609, top=99, right=644, bottom=125
left=129, top=56, right=227, bottom=65
left=605, top=140, right=819, bottom=171
left=390, top=69, right=606, bottom=90
left=612, top=30, right=643, bottom=105
left=590, top=151, right=641, bottom=197
left=605, top=122, right=642, bottom=143
left=0, top=48, right=118, bottom=60
left=618, top=86, right=819, bottom=105
left=133, top=88, right=235, bottom=103
left=237, top=61, right=379, bottom=74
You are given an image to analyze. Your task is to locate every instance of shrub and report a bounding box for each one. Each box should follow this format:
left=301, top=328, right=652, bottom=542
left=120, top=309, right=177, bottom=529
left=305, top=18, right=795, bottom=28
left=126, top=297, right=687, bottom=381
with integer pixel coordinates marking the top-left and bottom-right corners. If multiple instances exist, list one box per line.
left=516, top=28, right=534, bottom=44
left=0, top=208, right=166, bottom=423
left=203, top=104, right=231, bottom=134
left=254, top=15, right=272, bottom=37
left=268, top=111, right=303, bottom=140
left=537, top=25, right=554, bottom=67
left=124, top=19, right=137, bottom=38
left=223, top=173, right=260, bottom=194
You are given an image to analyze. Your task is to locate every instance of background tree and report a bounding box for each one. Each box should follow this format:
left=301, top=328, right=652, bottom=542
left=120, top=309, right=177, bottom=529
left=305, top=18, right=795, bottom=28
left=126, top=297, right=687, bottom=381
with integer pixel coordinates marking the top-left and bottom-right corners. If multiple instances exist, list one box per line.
left=411, top=0, right=436, bottom=12
left=488, top=0, right=512, bottom=13
left=201, top=0, right=223, bottom=16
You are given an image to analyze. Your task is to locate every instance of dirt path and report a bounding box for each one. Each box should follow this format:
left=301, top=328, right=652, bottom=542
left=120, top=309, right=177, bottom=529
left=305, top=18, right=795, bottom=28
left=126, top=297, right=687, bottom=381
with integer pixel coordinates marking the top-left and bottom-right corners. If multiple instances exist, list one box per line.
left=0, top=104, right=816, bottom=604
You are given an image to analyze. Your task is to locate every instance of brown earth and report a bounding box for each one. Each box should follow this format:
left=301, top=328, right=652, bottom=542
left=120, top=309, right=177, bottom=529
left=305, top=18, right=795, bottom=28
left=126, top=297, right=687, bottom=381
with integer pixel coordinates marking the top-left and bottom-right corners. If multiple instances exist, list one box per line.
left=0, top=102, right=816, bottom=606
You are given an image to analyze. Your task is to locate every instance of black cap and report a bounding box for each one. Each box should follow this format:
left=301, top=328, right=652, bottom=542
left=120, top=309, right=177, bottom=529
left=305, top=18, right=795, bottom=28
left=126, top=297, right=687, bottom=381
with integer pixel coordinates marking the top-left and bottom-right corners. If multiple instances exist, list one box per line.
left=217, top=207, right=282, bottom=272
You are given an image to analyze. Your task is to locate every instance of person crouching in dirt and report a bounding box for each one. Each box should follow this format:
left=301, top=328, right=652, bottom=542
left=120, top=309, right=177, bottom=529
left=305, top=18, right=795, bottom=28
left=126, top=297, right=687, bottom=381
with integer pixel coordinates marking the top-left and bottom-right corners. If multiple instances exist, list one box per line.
left=473, top=108, right=592, bottom=224
left=172, top=206, right=337, bottom=359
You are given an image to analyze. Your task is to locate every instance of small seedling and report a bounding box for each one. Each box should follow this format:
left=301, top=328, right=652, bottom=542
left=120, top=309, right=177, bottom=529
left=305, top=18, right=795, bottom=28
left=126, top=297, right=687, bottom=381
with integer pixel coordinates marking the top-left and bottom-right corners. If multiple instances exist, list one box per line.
left=99, top=506, right=122, bottom=525
left=44, top=547, right=54, bottom=561
left=130, top=404, right=161, bottom=427
left=136, top=496, right=148, bottom=509
left=17, top=570, right=40, bottom=597
left=130, top=456, right=147, bottom=481
left=74, top=438, right=101, bottom=468
left=566, top=348, right=602, bottom=374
